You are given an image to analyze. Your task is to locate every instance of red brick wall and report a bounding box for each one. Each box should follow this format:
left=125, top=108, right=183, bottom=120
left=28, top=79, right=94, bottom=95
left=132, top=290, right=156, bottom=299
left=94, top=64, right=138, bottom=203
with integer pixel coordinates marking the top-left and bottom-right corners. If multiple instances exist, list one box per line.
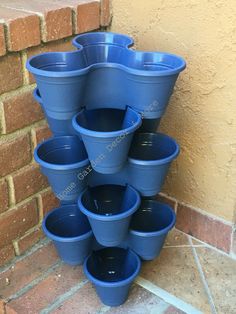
left=0, top=0, right=111, bottom=266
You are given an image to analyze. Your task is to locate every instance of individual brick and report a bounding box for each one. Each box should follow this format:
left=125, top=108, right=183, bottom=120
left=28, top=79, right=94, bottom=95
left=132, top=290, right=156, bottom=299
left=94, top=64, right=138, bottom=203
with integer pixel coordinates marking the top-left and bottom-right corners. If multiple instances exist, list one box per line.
left=0, top=179, right=9, bottom=214
left=76, top=1, right=100, bottom=33
left=27, top=39, right=75, bottom=83
left=0, top=198, right=39, bottom=249
left=39, top=189, right=60, bottom=215
left=100, top=0, right=112, bottom=26
left=3, top=91, right=44, bottom=133
left=0, top=6, right=40, bottom=51
left=0, top=242, right=58, bottom=299
left=176, top=203, right=232, bottom=253
left=33, top=125, right=52, bottom=146
left=0, top=23, right=6, bottom=56
left=0, top=53, right=23, bottom=94
left=0, top=244, right=15, bottom=267
left=0, top=134, right=31, bottom=178
left=15, top=227, right=44, bottom=255
left=12, top=164, right=48, bottom=203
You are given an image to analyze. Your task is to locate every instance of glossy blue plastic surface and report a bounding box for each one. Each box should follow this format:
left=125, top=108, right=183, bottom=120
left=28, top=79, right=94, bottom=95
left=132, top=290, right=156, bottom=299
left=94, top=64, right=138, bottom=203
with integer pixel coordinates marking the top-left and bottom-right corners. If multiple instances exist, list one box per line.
left=128, top=132, right=180, bottom=195
left=27, top=32, right=186, bottom=121
left=128, top=200, right=176, bottom=260
left=78, top=184, right=140, bottom=246
left=33, top=88, right=77, bottom=136
left=72, top=107, right=142, bottom=174
left=42, top=204, right=93, bottom=265
left=84, top=247, right=141, bottom=306
left=34, top=136, right=89, bottom=203
left=88, top=132, right=179, bottom=196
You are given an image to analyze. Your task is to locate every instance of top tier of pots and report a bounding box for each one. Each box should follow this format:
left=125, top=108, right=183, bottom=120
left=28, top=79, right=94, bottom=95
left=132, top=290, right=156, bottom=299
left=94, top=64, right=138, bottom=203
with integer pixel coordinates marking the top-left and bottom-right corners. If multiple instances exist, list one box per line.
left=27, top=32, right=186, bottom=129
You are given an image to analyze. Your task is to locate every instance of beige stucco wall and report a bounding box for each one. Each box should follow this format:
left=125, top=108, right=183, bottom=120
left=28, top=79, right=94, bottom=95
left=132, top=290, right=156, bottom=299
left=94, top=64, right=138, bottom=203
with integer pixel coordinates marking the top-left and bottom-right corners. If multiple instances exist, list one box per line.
left=110, top=0, right=236, bottom=222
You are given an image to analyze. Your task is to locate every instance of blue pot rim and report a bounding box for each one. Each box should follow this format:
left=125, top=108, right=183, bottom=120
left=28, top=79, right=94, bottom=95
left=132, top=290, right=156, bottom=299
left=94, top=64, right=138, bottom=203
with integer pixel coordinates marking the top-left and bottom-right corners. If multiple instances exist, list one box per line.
left=34, top=135, right=90, bottom=171
left=26, top=32, right=186, bottom=78
left=27, top=51, right=186, bottom=78
left=129, top=200, right=176, bottom=237
left=72, top=31, right=134, bottom=49
left=78, top=184, right=141, bottom=221
left=42, top=205, right=93, bottom=242
left=128, top=132, right=180, bottom=166
left=83, top=248, right=141, bottom=287
left=72, top=107, right=142, bottom=138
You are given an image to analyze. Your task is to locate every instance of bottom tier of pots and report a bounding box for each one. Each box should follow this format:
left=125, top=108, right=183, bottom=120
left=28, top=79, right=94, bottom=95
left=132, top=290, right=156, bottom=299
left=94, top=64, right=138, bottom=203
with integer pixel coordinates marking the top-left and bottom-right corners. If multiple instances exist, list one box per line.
left=42, top=198, right=176, bottom=306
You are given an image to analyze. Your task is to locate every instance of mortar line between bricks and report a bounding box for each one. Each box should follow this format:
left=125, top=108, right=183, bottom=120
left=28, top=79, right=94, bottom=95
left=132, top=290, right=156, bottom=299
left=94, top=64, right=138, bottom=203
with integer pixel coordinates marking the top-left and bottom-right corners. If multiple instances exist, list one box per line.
left=7, top=260, right=62, bottom=302
left=40, top=279, right=88, bottom=314
left=188, top=236, right=218, bottom=314
left=0, top=238, right=50, bottom=273
left=135, top=276, right=202, bottom=314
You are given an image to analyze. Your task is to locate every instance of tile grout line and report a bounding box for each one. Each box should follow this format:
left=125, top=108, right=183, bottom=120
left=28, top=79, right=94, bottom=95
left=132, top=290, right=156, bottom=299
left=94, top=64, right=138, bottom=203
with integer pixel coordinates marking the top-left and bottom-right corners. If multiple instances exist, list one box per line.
left=95, top=305, right=111, bottom=314
left=135, top=276, right=203, bottom=314
left=188, top=236, right=218, bottom=314
left=176, top=229, right=236, bottom=261
left=7, top=260, right=62, bottom=302
left=40, top=279, right=88, bottom=314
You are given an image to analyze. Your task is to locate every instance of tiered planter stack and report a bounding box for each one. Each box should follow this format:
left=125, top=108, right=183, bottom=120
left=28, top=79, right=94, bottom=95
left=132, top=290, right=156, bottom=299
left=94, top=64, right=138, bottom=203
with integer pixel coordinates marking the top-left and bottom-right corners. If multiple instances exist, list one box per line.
left=27, top=32, right=186, bottom=306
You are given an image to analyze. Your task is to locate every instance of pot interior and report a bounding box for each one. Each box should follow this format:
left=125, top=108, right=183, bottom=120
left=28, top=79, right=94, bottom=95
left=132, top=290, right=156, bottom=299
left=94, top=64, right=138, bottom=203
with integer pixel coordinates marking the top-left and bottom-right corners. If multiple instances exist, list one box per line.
left=86, top=247, right=138, bottom=282
left=81, top=185, right=137, bottom=216
left=46, top=205, right=91, bottom=238
left=129, top=133, right=177, bottom=161
left=130, top=200, right=174, bottom=233
left=37, top=136, right=87, bottom=165
left=75, top=108, right=138, bottom=132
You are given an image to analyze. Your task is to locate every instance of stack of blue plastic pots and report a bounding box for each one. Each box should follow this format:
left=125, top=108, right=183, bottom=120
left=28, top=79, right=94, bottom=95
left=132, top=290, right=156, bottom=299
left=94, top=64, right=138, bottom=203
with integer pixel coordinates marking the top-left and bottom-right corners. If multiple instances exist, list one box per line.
left=27, top=32, right=186, bottom=307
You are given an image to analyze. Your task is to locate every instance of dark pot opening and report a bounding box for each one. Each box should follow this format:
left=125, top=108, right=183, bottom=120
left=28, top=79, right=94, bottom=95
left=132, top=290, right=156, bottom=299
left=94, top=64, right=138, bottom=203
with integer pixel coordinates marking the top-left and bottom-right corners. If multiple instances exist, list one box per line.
left=129, top=133, right=178, bottom=161
left=130, top=200, right=175, bottom=233
left=81, top=185, right=137, bottom=216
left=86, top=247, right=138, bottom=282
left=75, top=108, right=138, bottom=133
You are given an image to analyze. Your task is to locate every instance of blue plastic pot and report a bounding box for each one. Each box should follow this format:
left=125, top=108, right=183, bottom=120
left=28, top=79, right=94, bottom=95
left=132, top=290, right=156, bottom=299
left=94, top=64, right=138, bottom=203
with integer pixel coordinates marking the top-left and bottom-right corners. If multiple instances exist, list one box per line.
left=72, top=32, right=186, bottom=118
left=128, top=133, right=180, bottom=196
left=42, top=204, right=93, bottom=265
left=128, top=200, right=176, bottom=260
left=78, top=184, right=140, bottom=246
left=27, top=51, right=86, bottom=123
left=84, top=247, right=141, bottom=306
left=72, top=107, right=142, bottom=174
left=33, top=88, right=76, bottom=136
left=34, top=136, right=89, bottom=203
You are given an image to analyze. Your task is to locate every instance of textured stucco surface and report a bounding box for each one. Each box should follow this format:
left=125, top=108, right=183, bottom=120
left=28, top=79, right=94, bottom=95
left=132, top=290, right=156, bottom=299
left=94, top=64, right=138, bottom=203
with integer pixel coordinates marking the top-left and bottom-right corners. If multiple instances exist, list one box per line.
left=110, top=0, right=236, bottom=222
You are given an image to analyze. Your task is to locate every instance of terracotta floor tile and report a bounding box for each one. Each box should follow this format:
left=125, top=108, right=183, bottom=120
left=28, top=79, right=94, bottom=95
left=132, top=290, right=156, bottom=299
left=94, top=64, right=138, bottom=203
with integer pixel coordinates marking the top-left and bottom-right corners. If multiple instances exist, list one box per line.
left=106, top=284, right=173, bottom=314
left=51, top=282, right=102, bottom=314
left=9, top=264, right=85, bottom=314
left=141, top=247, right=212, bottom=313
left=164, top=229, right=189, bottom=247
left=0, top=242, right=58, bottom=298
left=196, top=247, right=236, bottom=314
